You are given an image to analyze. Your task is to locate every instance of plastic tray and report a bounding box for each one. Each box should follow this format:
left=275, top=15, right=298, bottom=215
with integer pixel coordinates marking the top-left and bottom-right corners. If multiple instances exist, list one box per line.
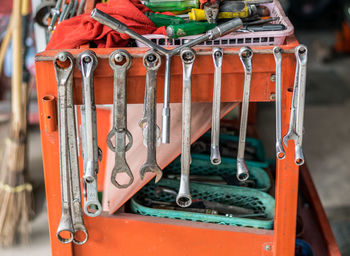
left=164, top=154, right=271, bottom=191
left=131, top=179, right=275, bottom=229
left=136, top=0, right=294, bottom=47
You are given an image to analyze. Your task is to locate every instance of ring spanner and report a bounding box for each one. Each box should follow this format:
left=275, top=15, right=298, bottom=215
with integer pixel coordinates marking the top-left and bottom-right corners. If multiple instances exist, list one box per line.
left=107, top=49, right=134, bottom=189
left=283, top=45, right=308, bottom=166
left=176, top=48, right=196, bottom=208
left=77, top=50, right=102, bottom=217
left=237, top=47, right=253, bottom=182
left=273, top=47, right=286, bottom=160
left=210, top=47, right=223, bottom=165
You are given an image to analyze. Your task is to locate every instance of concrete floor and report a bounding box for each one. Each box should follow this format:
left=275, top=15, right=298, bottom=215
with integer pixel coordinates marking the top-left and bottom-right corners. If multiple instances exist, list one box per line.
left=0, top=30, right=349, bottom=255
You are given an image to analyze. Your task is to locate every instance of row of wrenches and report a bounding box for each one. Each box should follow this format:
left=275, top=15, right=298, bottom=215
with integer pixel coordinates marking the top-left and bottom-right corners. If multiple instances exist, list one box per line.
left=53, top=43, right=307, bottom=245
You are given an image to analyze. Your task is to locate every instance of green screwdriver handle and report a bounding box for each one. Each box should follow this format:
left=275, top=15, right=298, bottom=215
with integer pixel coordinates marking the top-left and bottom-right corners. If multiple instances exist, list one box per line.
left=146, top=13, right=187, bottom=27
left=167, top=22, right=216, bottom=39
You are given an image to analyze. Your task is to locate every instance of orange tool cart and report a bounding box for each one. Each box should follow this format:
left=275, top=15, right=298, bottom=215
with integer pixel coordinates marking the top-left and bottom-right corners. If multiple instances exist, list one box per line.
left=35, top=1, right=340, bottom=255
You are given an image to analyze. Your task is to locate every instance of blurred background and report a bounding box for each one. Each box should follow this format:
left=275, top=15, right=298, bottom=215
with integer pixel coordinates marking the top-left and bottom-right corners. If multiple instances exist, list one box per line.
left=0, top=0, right=350, bottom=255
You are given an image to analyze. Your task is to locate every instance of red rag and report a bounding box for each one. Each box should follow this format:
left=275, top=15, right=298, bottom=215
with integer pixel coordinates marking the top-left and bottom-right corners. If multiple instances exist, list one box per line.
left=46, top=0, right=165, bottom=50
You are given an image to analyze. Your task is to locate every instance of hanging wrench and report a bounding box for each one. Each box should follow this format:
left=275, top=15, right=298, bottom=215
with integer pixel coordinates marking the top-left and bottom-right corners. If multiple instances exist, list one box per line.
left=54, top=51, right=74, bottom=244
left=283, top=45, right=308, bottom=166
left=210, top=47, right=223, bottom=165
left=66, top=55, right=88, bottom=245
left=139, top=51, right=162, bottom=183
left=77, top=50, right=102, bottom=217
left=237, top=47, right=253, bottom=182
left=106, top=49, right=134, bottom=189
left=176, top=48, right=196, bottom=208
left=273, top=47, right=286, bottom=160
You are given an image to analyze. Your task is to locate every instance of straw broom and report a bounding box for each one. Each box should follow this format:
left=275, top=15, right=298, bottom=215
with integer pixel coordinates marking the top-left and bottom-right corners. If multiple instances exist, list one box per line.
left=0, top=0, right=33, bottom=247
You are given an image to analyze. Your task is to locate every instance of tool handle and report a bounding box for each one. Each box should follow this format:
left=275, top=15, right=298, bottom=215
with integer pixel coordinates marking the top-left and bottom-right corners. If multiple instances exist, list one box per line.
left=91, top=8, right=128, bottom=33
left=167, top=22, right=216, bottom=39
left=146, top=12, right=186, bottom=27
left=207, top=17, right=243, bottom=40
left=144, top=0, right=199, bottom=12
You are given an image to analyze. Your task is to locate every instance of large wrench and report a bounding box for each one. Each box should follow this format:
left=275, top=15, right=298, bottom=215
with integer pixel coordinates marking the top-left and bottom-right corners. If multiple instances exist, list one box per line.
left=283, top=45, right=308, bottom=166
left=66, top=55, right=88, bottom=245
left=139, top=51, right=162, bottom=183
left=176, top=48, right=196, bottom=208
left=91, top=8, right=243, bottom=144
left=273, top=47, right=286, bottom=160
left=107, top=49, right=134, bottom=189
left=54, top=51, right=74, bottom=244
left=237, top=47, right=253, bottom=182
left=210, top=47, right=223, bottom=165
left=77, top=50, right=102, bottom=217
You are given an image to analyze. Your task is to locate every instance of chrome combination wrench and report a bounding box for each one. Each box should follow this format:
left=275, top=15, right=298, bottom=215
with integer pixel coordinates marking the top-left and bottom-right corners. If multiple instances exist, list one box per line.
left=107, top=49, right=134, bottom=189
left=283, top=45, right=308, bottom=166
left=91, top=8, right=243, bottom=144
left=273, top=46, right=286, bottom=160
left=210, top=47, right=223, bottom=165
left=54, top=51, right=88, bottom=245
left=236, top=47, right=253, bottom=182
left=55, top=51, right=74, bottom=244
left=139, top=51, right=162, bottom=183
left=77, top=50, right=102, bottom=217
left=176, top=48, right=196, bottom=208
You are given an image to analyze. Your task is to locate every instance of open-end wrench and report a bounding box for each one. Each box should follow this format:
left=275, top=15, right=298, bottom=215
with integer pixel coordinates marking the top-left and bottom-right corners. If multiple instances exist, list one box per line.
left=106, top=49, right=134, bottom=189
left=273, top=46, right=286, bottom=160
left=66, top=56, right=88, bottom=245
left=139, top=51, right=162, bottom=183
left=77, top=50, right=102, bottom=217
left=237, top=47, right=253, bottom=182
left=283, top=45, right=308, bottom=166
left=210, top=47, right=223, bottom=165
left=54, top=51, right=74, bottom=244
left=176, top=48, right=196, bottom=208
left=91, top=8, right=243, bottom=144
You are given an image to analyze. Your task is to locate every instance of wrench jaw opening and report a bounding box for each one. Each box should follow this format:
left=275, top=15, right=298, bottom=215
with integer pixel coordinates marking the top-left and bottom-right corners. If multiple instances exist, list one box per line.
left=140, top=163, right=163, bottom=183
left=237, top=158, right=249, bottom=182
left=276, top=141, right=286, bottom=160
left=72, top=223, right=89, bottom=245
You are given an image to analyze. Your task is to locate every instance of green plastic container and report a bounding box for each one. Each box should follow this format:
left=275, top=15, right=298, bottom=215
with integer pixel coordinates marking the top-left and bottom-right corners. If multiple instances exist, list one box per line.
left=131, top=179, right=275, bottom=229
left=164, top=154, right=271, bottom=191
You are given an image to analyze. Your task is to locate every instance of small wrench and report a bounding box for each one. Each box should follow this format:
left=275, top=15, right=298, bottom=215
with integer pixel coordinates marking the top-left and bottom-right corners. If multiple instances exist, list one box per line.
left=283, top=45, right=308, bottom=166
left=107, top=49, right=134, bottom=189
left=237, top=47, right=253, bottom=182
left=273, top=47, right=286, bottom=160
left=77, top=50, right=102, bottom=217
left=210, top=47, right=223, bottom=165
left=54, top=51, right=74, bottom=244
left=176, top=48, right=196, bottom=208
left=66, top=55, right=88, bottom=245
left=139, top=51, right=162, bottom=183
left=48, top=0, right=63, bottom=31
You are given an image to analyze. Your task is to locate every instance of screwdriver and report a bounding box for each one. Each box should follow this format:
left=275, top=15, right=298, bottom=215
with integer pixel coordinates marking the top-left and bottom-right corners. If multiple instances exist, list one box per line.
left=143, top=0, right=199, bottom=12
left=146, top=12, right=187, bottom=27
left=166, top=21, right=216, bottom=38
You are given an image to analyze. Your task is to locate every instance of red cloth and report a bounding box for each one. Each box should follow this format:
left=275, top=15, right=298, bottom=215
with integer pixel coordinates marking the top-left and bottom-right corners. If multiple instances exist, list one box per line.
left=46, top=0, right=166, bottom=50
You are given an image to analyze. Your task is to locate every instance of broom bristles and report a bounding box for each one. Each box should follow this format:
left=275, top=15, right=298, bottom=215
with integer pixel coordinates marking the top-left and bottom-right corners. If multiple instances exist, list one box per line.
left=0, top=137, right=33, bottom=247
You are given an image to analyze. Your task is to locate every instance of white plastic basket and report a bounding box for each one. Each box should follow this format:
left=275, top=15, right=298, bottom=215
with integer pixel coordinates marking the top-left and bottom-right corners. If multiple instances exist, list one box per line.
left=136, top=0, right=294, bottom=47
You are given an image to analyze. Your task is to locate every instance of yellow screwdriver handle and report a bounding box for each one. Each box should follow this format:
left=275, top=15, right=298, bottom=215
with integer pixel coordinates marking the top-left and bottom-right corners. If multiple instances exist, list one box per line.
left=188, top=7, right=250, bottom=21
